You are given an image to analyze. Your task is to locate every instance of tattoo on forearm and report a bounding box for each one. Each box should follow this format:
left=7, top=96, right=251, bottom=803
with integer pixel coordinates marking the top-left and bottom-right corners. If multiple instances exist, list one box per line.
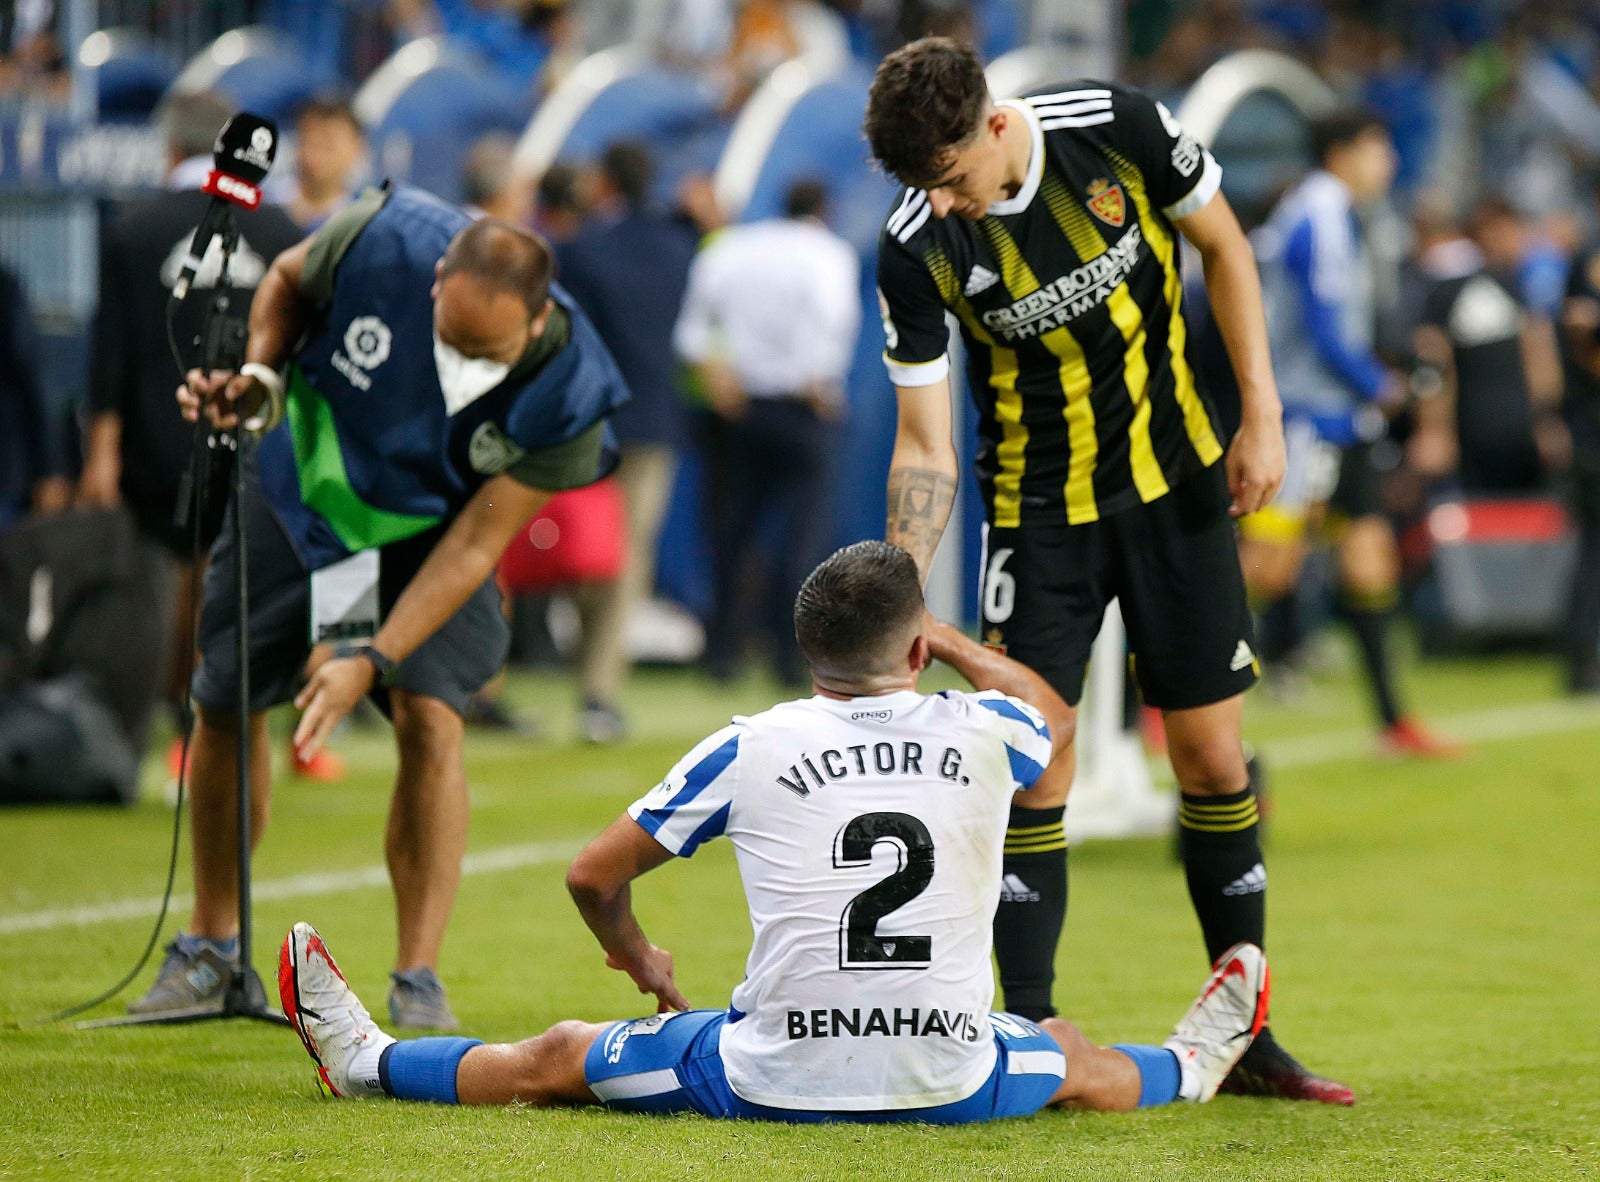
left=886, top=467, right=957, bottom=577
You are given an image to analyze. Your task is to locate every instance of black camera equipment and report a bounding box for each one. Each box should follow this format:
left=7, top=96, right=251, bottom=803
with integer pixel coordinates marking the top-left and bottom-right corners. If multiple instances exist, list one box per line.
left=75, top=112, right=288, bottom=1030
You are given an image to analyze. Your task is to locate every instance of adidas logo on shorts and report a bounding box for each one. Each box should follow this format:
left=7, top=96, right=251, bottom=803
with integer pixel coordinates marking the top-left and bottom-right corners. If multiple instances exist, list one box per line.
left=964, top=265, right=999, bottom=296
left=1222, top=863, right=1267, bottom=896
left=1230, top=640, right=1257, bottom=672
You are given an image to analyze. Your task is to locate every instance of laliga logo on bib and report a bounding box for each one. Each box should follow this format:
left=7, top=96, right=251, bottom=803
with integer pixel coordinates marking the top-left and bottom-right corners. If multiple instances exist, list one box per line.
left=343, top=317, right=392, bottom=370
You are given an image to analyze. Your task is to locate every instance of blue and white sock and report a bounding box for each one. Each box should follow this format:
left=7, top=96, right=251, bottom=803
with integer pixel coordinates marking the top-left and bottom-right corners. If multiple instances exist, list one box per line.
left=372, top=1038, right=484, bottom=1104
left=1111, top=1043, right=1184, bottom=1106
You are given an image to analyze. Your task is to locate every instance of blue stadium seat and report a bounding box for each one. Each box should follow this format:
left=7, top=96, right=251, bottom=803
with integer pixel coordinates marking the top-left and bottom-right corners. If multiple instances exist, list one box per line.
left=77, top=29, right=178, bottom=122
left=553, top=68, right=728, bottom=205
left=170, top=28, right=338, bottom=125
left=736, top=68, right=894, bottom=255
left=1211, top=89, right=1311, bottom=225
left=367, top=70, right=532, bottom=202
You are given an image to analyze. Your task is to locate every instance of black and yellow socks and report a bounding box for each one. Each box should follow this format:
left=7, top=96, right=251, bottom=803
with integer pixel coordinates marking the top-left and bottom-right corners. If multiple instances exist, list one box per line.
left=1178, top=788, right=1266, bottom=964
left=993, top=803, right=1068, bottom=1021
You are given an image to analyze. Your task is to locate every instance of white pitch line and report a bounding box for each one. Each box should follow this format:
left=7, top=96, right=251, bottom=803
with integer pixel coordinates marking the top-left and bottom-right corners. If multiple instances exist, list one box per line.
left=1264, top=698, right=1600, bottom=769
left=0, top=838, right=580, bottom=938
left=4, top=699, right=1597, bottom=938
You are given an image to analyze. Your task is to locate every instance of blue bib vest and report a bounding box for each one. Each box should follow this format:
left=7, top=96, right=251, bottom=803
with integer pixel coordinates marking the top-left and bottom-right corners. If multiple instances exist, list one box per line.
left=256, top=186, right=629, bottom=571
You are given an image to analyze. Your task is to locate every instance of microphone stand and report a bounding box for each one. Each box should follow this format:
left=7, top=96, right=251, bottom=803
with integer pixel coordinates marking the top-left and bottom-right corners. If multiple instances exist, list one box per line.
left=83, top=209, right=286, bottom=1030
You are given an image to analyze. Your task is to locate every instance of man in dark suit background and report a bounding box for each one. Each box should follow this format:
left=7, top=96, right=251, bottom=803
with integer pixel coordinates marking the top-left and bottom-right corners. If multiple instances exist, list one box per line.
left=555, top=141, right=697, bottom=741
left=77, top=90, right=305, bottom=772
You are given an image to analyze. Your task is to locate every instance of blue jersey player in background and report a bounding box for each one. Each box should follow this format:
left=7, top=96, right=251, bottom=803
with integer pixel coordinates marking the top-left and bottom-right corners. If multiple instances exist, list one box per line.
left=1248, top=111, right=1461, bottom=758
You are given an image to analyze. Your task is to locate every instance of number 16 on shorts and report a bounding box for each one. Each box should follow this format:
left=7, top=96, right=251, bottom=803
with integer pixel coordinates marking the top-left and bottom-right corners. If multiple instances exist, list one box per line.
left=980, top=524, right=1015, bottom=654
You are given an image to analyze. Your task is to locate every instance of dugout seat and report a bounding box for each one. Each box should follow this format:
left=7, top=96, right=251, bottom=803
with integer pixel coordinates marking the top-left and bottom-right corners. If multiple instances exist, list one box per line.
left=355, top=37, right=533, bottom=204
left=77, top=28, right=179, bottom=122
left=167, top=26, right=336, bottom=125
left=514, top=50, right=728, bottom=208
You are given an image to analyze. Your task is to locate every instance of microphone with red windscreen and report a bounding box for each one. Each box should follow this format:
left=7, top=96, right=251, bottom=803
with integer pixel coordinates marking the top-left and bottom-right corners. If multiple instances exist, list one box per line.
left=171, top=112, right=279, bottom=303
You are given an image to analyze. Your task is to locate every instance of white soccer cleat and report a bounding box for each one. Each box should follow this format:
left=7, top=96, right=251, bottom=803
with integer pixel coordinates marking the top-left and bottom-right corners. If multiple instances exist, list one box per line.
left=1163, top=942, right=1270, bottom=1103
left=279, top=921, right=394, bottom=1099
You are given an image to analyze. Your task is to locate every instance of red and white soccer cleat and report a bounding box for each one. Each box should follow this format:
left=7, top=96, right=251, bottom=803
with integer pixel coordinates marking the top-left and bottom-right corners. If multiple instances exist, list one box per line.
left=1163, top=942, right=1270, bottom=1102
left=279, top=922, right=393, bottom=1099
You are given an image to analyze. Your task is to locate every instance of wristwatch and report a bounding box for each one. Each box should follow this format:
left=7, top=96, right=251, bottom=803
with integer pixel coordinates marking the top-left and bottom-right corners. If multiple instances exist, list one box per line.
left=334, top=643, right=398, bottom=686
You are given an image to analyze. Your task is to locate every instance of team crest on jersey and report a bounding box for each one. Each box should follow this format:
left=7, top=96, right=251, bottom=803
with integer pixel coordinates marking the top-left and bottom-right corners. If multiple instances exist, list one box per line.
left=983, top=628, right=1006, bottom=654
left=1086, top=178, right=1125, bottom=228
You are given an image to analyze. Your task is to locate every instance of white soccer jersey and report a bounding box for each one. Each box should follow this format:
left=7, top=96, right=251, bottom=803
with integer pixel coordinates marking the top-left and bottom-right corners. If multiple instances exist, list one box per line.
left=626, top=688, right=1053, bottom=1111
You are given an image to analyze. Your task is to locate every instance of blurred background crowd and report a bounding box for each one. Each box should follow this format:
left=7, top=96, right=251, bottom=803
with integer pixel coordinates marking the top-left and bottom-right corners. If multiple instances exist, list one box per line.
left=3, top=0, right=1600, bottom=801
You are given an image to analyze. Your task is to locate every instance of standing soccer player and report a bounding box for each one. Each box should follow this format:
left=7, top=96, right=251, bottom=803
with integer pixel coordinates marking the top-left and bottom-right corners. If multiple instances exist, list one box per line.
left=864, top=38, right=1350, bottom=1103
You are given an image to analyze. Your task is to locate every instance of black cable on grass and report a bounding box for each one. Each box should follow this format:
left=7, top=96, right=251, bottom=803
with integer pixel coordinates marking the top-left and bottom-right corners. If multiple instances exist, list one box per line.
left=36, top=296, right=209, bottom=1025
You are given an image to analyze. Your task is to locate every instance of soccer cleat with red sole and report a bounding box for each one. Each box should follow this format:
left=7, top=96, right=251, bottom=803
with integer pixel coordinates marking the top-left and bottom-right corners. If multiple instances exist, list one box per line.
left=279, top=922, right=392, bottom=1099
left=1378, top=717, right=1466, bottom=760
left=1220, top=1028, right=1356, bottom=1105
left=1163, top=942, right=1270, bottom=1102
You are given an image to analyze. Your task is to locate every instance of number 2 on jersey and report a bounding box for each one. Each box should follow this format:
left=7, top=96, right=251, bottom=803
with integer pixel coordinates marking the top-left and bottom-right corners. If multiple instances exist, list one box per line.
left=834, top=812, right=935, bottom=971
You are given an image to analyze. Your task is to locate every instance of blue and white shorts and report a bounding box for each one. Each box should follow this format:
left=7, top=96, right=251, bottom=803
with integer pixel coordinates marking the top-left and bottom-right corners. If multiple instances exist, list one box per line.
left=583, top=1009, right=1065, bottom=1125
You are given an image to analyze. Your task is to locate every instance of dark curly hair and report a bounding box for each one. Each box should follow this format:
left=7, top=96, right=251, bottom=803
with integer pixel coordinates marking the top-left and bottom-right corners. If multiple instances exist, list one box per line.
left=864, top=37, right=990, bottom=189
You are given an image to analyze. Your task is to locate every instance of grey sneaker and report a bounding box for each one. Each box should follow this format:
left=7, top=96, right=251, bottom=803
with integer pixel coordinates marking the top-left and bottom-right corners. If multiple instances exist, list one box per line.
left=127, top=939, right=235, bottom=1014
left=578, top=699, right=626, bottom=745
left=387, top=967, right=459, bottom=1030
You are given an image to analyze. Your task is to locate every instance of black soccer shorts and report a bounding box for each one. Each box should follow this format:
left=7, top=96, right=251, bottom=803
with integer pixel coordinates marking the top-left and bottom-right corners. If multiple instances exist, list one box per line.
left=978, top=464, right=1258, bottom=711
left=1326, top=441, right=1388, bottom=522
left=192, top=468, right=508, bottom=717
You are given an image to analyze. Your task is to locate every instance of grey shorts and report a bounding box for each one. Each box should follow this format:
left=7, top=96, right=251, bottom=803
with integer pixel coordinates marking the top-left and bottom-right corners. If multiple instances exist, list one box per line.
left=191, top=475, right=508, bottom=717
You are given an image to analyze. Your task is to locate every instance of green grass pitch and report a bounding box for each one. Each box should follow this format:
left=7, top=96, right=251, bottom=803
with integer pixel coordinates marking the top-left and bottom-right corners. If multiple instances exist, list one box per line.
left=2, top=650, right=1597, bottom=1180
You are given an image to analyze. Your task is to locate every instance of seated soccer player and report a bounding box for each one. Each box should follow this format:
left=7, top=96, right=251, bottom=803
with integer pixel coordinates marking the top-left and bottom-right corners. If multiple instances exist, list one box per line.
left=281, top=542, right=1269, bottom=1123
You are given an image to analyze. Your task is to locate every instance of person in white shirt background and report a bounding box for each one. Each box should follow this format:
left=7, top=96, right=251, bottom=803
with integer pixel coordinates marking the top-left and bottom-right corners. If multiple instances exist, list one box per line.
left=279, top=540, right=1269, bottom=1122
left=673, top=178, right=862, bottom=687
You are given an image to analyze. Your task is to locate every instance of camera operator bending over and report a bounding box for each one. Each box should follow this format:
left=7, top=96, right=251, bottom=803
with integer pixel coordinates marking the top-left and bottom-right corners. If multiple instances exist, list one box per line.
left=130, top=183, right=630, bottom=1027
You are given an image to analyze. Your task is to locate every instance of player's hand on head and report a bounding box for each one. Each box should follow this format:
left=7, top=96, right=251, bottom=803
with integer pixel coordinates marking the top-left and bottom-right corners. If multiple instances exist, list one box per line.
left=1225, top=414, right=1286, bottom=518
left=921, top=610, right=960, bottom=663
left=606, top=946, right=689, bottom=1013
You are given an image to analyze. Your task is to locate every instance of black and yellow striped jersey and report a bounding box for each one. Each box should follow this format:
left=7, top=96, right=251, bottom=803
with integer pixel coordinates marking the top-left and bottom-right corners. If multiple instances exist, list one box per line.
left=877, top=81, right=1227, bottom=527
